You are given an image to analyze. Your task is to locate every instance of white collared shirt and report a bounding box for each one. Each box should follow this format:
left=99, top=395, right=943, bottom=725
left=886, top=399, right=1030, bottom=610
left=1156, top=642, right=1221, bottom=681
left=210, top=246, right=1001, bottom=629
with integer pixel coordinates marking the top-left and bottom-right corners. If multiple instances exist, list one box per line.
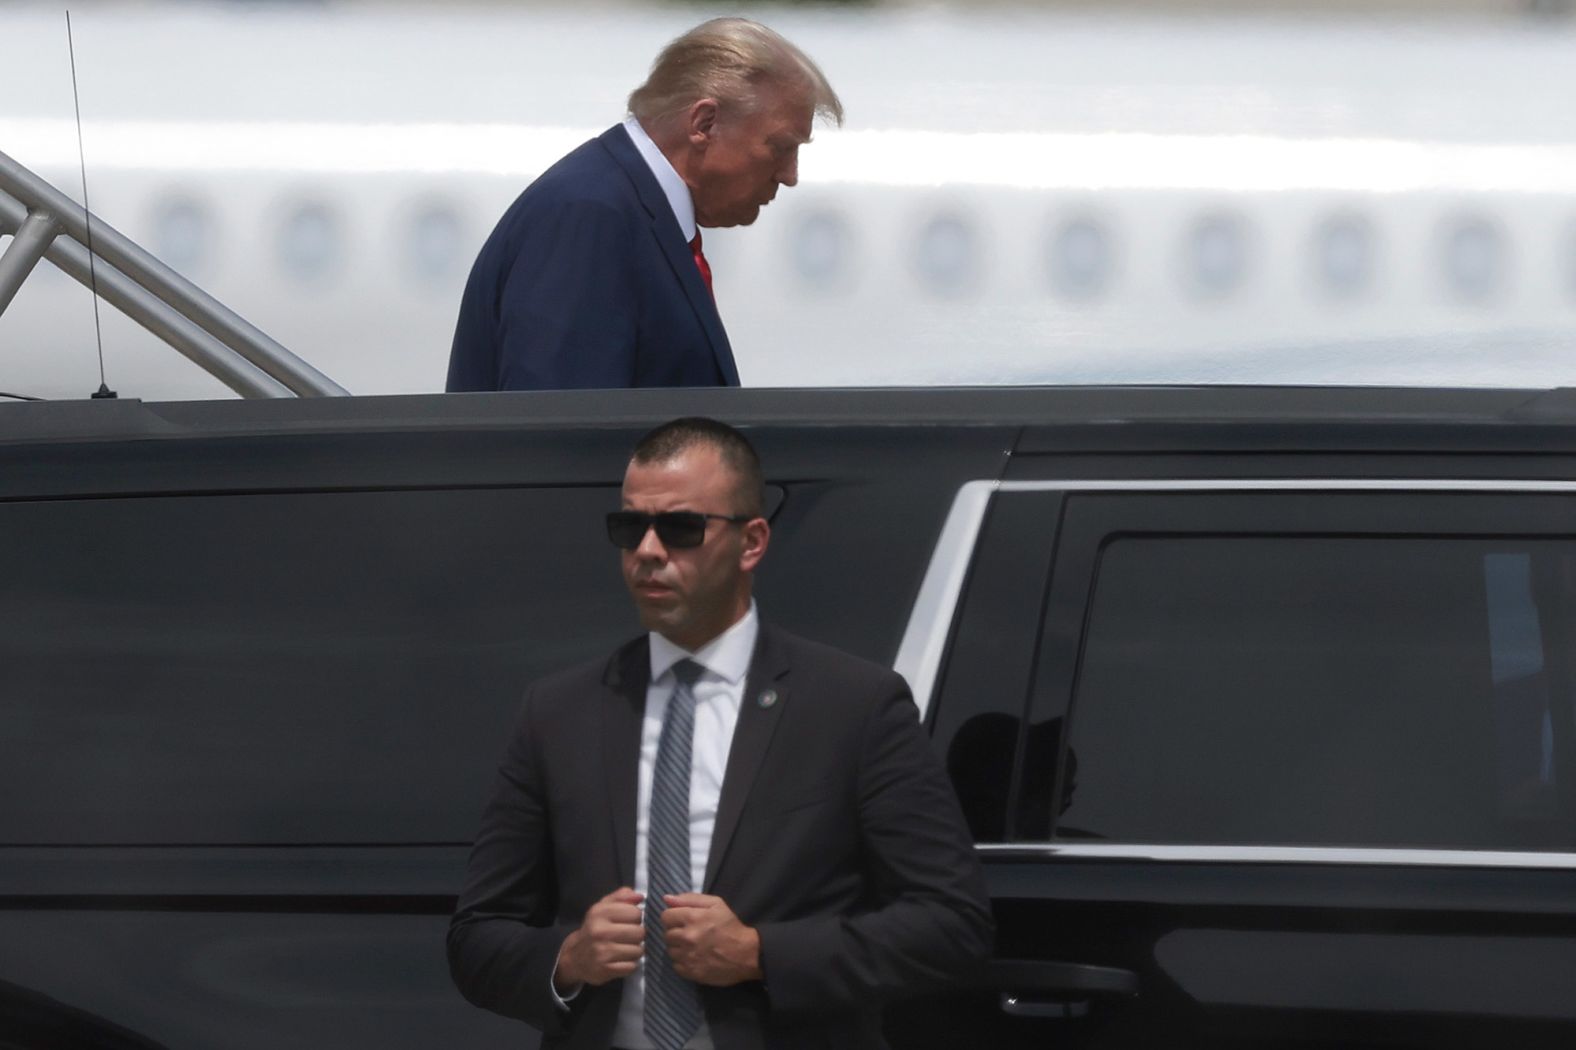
left=622, top=115, right=697, bottom=242
left=609, top=602, right=759, bottom=1050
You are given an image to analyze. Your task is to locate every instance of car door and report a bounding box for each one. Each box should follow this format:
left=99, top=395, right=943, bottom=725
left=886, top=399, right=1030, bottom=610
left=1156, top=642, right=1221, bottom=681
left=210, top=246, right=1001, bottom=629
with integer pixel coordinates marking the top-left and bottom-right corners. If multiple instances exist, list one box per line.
left=975, top=481, right=1576, bottom=1050
left=891, top=479, right=1576, bottom=1049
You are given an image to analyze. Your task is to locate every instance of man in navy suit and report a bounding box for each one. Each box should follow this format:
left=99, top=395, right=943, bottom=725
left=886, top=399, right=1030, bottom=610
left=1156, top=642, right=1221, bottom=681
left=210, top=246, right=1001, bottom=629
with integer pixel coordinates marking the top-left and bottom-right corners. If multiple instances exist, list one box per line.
left=448, top=417, right=992, bottom=1049
left=446, top=19, right=843, bottom=392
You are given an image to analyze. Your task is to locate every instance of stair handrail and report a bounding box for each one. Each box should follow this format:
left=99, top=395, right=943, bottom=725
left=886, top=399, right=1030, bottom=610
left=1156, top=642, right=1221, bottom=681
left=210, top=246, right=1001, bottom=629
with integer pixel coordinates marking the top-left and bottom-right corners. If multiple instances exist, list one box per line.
left=0, top=146, right=349, bottom=398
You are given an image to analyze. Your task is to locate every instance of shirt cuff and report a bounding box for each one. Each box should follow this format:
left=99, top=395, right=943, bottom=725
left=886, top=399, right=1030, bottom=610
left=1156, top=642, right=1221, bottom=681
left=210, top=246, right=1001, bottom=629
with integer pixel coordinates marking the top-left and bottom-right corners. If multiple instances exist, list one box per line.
left=550, top=957, right=582, bottom=1011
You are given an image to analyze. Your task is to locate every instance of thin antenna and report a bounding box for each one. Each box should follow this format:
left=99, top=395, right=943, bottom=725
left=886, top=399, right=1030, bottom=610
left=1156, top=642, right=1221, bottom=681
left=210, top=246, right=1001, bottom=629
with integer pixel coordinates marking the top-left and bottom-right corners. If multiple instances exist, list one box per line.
left=65, top=10, right=116, bottom=400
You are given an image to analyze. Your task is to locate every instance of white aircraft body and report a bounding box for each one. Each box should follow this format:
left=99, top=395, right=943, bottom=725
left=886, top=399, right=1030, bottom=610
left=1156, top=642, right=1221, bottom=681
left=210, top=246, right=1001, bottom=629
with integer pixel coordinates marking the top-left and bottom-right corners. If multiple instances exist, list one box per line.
left=2, top=2, right=1575, bottom=400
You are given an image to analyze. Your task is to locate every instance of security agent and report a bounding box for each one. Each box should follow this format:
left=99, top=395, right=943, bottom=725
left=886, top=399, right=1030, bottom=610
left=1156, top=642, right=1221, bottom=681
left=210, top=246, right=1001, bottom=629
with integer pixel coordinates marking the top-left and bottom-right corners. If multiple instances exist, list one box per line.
left=448, top=417, right=993, bottom=1049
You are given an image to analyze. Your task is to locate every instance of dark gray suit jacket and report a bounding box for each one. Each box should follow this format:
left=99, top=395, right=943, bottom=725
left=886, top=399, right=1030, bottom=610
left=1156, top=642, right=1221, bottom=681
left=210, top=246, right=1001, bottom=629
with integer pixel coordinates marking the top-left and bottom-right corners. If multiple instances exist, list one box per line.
left=447, top=623, right=993, bottom=1049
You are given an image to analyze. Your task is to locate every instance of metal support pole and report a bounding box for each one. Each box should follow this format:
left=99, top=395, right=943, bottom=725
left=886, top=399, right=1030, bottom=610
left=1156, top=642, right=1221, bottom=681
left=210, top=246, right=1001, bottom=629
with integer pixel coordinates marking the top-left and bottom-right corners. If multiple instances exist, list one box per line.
left=0, top=187, right=288, bottom=397
left=33, top=229, right=295, bottom=399
left=0, top=209, right=60, bottom=316
left=0, top=148, right=347, bottom=397
left=0, top=186, right=292, bottom=398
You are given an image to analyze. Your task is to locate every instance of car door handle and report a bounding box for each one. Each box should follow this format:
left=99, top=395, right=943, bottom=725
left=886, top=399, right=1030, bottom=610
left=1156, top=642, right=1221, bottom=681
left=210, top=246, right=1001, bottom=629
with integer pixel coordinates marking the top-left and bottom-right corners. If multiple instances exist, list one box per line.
left=985, top=959, right=1139, bottom=1017
left=1000, top=995, right=1088, bottom=1019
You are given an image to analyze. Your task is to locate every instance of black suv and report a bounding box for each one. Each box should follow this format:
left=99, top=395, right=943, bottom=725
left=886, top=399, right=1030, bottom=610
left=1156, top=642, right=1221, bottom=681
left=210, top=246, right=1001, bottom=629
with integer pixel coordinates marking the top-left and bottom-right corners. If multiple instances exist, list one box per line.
left=2, top=387, right=1573, bottom=1049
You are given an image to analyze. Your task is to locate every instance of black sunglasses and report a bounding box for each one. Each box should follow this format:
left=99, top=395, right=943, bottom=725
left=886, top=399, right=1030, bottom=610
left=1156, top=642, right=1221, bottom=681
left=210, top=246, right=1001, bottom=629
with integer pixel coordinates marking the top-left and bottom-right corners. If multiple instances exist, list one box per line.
left=606, top=510, right=753, bottom=550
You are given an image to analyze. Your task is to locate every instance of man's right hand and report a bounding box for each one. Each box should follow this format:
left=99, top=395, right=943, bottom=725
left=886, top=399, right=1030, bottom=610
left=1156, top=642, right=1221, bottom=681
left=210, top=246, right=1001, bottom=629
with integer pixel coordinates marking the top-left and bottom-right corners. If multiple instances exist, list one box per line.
left=554, top=887, right=646, bottom=993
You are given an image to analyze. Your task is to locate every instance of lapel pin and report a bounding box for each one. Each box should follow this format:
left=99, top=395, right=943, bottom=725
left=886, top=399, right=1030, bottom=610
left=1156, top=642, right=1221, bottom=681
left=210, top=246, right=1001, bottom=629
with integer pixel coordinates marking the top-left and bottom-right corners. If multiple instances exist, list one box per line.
left=757, top=688, right=778, bottom=709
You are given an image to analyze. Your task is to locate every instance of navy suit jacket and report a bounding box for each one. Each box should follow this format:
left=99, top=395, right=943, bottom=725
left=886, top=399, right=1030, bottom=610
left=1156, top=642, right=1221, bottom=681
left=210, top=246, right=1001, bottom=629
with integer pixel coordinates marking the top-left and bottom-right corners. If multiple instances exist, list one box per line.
left=447, top=623, right=994, bottom=1050
left=447, top=125, right=740, bottom=391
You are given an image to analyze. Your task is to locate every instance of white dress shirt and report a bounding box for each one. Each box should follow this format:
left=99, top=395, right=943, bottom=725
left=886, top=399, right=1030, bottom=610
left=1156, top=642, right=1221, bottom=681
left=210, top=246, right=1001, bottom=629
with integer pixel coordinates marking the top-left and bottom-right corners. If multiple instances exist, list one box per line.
left=623, top=115, right=696, bottom=242
left=605, top=602, right=757, bottom=1050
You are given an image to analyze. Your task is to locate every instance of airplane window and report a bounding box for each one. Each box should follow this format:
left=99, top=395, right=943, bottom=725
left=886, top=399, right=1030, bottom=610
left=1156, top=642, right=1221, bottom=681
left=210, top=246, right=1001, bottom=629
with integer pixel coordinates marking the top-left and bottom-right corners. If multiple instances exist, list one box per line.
left=913, top=213, right=979, bottom=295
left=407, top=204, right=466, bottom=282
left=1185, top=213, right=1251, bottom=298
left=791, top=211, right=851, bottom=286
left=278, top=203, right=342, bottom=284
left=1048, top=216, right=1115, bottom=299
left=1313, top=214, right=1376, bottom=297
left=150, top=197, right=213, bottom=279
left=1441, top=214, right=1507, bottom=300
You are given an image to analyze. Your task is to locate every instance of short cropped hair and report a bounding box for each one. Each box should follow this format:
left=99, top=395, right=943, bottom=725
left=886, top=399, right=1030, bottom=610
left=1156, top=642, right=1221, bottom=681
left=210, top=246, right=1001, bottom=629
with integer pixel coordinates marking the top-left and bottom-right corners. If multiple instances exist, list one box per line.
left=628, top=17, right=844, bottom=128
left=631, top=417, right=765, bottom=518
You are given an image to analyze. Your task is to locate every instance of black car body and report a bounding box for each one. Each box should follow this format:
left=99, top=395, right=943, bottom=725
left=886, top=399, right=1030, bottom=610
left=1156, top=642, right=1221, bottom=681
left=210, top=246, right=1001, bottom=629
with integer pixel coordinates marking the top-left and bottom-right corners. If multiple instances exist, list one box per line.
left=2, top=386, right=1574, bottom=1049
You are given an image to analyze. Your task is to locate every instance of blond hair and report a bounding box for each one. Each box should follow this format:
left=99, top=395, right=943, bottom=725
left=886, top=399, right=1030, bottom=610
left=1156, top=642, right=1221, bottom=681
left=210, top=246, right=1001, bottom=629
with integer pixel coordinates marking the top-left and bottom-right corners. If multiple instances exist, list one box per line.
left=628, top=17, right=843, bottom=128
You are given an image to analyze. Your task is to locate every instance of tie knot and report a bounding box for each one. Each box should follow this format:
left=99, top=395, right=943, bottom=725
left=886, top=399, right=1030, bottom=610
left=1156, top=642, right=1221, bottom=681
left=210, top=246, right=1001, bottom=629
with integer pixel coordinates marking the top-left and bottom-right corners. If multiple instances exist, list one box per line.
left=689, top=232, right=702, bottom=253
left=671, top=659, right=704, bottom=688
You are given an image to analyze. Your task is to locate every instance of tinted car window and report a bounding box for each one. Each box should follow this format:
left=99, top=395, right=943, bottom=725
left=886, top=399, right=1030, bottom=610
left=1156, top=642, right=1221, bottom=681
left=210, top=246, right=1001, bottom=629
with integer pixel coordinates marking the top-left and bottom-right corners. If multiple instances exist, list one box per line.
left=929, top=491, right=1064, bottom=843
left=1055, top=535, right=1576, bottom=851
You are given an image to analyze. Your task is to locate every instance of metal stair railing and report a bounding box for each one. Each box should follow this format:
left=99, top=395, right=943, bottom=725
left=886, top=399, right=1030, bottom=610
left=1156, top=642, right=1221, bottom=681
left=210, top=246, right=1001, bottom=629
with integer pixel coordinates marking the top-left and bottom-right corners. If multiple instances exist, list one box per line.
left=0, top=146, right=349, bottom=398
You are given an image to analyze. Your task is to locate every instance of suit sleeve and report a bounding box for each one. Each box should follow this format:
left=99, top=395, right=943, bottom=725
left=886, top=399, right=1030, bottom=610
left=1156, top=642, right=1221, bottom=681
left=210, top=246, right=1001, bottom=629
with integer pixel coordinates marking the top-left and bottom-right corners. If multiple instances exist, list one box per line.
left=754, top=675, right=995, bottom=1013
left=447, top=688, right=578, bottom=1033
left=494, top=199, right=640, bottom=390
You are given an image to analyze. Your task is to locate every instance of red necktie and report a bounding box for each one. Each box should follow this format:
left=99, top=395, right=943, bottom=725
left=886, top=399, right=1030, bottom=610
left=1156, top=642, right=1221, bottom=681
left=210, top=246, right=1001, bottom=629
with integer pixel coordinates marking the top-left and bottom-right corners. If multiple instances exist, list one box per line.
left=690, top=232, right=713, bottom=297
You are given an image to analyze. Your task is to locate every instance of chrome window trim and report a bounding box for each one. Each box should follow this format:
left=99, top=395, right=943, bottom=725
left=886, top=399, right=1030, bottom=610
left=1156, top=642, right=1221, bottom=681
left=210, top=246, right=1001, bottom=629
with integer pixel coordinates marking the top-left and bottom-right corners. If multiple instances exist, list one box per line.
left=895, top=475, right=1576, bottom=718
left=975, top=842, right=1576, bottom=870
left=893, top=479, right=997, bottom=719
left=1000, top=479, right=1576, bottom=494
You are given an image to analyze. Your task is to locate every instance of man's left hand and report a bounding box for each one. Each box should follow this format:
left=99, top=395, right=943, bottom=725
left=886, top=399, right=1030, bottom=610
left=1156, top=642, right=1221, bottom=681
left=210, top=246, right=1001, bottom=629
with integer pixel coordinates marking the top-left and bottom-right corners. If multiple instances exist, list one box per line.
left=659, top=893, right=763, bottom=986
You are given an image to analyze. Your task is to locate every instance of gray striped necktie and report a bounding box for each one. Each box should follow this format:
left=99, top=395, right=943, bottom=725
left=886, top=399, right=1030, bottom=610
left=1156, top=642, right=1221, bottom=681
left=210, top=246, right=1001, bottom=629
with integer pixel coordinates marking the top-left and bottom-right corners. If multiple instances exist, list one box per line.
left=644, top=658, right=704, bottom=1050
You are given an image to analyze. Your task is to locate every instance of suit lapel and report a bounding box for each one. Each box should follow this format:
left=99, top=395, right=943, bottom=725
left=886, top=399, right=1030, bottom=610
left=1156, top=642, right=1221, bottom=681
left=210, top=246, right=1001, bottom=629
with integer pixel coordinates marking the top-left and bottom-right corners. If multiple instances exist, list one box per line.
left=597, top=125, right=741, bottom=387
left=602, top=637, right=650, bottom=888
left=704, top=624, right=791, bottom=891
